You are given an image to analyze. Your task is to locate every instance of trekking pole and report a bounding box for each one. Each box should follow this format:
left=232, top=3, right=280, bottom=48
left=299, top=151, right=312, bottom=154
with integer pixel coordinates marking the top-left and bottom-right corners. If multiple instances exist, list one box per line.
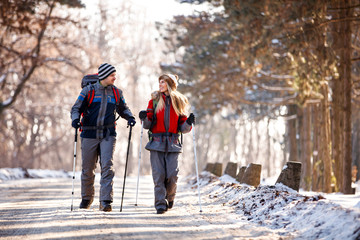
left=192, top=123, right=203, bottom=213
left=120, top=125, right=133, bottom=212
left=71, top=127, right=78, bottom=211
left=135, top=121, right=144, bottom=206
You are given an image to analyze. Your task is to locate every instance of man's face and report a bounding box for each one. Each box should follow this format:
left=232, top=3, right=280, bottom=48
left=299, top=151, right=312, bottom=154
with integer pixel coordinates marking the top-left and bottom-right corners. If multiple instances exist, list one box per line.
left=101, top=72, right=116, bottom=86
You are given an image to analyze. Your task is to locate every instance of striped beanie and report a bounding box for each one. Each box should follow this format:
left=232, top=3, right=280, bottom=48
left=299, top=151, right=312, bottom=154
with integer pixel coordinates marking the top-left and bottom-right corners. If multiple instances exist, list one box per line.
left=98, top=63, right=116, bottom=80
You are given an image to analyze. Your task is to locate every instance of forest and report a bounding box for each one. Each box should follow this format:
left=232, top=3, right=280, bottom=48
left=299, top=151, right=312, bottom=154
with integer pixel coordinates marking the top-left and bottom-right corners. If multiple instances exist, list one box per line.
left=1, top=0, right=359, bottom=194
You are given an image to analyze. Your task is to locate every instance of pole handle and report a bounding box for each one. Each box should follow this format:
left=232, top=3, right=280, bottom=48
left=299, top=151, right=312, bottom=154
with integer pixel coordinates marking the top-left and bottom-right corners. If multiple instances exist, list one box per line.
left=74, top=127, right=78, bottom=142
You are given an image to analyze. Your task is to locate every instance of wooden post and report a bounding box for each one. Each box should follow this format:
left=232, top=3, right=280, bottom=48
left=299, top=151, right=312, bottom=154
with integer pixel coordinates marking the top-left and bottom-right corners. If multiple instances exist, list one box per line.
left=236, top=166, right=246, bottom=182
left=240, top=163, right=262, bottom=187
left=224, top=162, right=238, bottom=178
left=276, top=161, right=302, bottom=191
left=204, top=163, right=214, bottom=172
left=212, top=162, right=223, bottom=177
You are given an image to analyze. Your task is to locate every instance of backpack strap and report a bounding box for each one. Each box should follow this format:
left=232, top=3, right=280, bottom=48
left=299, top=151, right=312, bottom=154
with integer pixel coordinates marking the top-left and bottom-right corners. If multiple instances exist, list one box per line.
left=80, top=85, right=95, bottom=132
left=112, top=86, right=121, bottom=121
left=112, top=86, right=120, bottom=104
left=148, top=100, right=158, bottom=141
left=86, top=85, right=95, bottom=107
left=177, top=115, right=183, bottom=144
left=86, top=85, right=120, bottom=107
left=149, top=100, right=158, bottom=131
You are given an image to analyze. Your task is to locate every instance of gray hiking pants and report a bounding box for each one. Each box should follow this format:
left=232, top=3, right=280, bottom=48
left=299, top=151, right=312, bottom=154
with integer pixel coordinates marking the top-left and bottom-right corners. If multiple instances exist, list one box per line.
left=81, top=136, right=116, bottom=202
left=150, top=151, right=179, bottom=210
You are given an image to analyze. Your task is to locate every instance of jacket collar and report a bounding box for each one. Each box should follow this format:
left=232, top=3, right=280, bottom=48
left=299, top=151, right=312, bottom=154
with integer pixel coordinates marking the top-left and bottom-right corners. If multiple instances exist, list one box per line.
left=97, top=81, right=108, bottom=90
left=161, top=92, right=170, bottom=99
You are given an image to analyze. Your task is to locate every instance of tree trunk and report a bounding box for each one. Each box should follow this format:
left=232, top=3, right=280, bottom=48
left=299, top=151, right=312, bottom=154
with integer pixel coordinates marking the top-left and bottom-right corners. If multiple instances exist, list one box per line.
left=312, top=104, right=320, bottom=191
left=330, top=0, right=353, bottom=193
left=246, top=122, right=254, bottom=164
left=302, top=106, right=312, bottom=191
left=241, top=124, right=247, bottom=165
left=298, top=105, right=312, bottom=191
left=340, top=0, right=353, bottom=194
left=352, top=115, right=360, bottom=181
left=297, top=106, right=305, bottom=188
left=330, top=0, right=344, bottom=192
left=232, top=120, right=239, bottom=167
left=320, top=84, right=332, bottom=193
left=266, top=118, right=272, bottom=177
left=255, top=122, right=260, bottom=162
left=287, top=104, right=298, bottom=162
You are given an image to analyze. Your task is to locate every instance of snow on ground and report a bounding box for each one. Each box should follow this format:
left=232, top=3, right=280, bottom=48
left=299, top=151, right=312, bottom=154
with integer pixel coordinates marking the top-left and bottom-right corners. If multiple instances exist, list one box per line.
left=0, top=168, right=70, bottom=181
left=1, top=168, right=360, bottom=239
left=185, top=172, right=360, bottom=240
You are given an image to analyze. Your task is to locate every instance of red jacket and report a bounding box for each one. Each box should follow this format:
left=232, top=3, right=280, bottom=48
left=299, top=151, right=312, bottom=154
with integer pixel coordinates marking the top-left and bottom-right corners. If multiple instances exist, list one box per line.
left=146, top=94, right=187, bottom=134
left=143, top=93, right=192, bottom=153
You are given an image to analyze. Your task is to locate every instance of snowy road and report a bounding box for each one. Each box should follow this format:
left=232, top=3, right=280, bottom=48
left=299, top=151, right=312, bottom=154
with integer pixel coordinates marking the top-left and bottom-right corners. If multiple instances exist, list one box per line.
left=0, top=175, right=282, bottom=240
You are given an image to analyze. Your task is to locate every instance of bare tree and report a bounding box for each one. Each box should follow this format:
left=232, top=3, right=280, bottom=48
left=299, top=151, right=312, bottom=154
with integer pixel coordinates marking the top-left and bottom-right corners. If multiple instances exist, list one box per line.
left=0, top=0, right=84, bottom=116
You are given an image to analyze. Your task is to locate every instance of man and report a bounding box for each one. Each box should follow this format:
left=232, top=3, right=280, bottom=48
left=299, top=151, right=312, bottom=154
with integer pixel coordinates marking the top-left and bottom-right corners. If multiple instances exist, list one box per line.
left=71, top=63, right=136, bottom=212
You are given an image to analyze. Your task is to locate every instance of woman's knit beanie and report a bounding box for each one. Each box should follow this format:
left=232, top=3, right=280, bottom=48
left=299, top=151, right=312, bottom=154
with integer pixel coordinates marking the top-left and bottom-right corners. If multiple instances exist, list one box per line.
left=160, top=74, right=178, bottom=90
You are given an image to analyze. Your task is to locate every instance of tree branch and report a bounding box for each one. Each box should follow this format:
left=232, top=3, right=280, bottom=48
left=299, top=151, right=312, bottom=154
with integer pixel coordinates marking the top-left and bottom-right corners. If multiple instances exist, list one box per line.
left=0, top=3, right=55, bottom=114
left=327, top=4, right=360, bottom=11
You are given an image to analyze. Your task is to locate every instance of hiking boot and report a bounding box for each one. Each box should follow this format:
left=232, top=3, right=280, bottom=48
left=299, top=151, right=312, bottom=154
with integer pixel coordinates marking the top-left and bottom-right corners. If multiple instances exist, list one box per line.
left=168, top=201, right=174, bottom=209
left=156, top=208, right=167, bottom=214
left=79, top=199, right=93, bottom=209
left=99, top=201, right=112, bottom=212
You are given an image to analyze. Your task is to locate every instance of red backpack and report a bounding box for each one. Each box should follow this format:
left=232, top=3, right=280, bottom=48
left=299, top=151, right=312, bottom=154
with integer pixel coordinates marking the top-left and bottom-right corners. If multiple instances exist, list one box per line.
left=81, top=74, right=120, bottom=107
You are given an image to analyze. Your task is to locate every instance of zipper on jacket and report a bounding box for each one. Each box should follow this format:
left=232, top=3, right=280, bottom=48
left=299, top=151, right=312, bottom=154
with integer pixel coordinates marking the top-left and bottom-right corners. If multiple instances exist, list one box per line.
left=97, top=86, right=108, bottom=139
left=164, top=95, right=171, bottom=152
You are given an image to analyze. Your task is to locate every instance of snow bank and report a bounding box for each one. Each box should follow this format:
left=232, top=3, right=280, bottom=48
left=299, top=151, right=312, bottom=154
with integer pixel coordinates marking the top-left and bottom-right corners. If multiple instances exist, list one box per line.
left=0, top=168, right=26, bottom=180
left=0, top=168, right=70, bottom=182
left=189, top=171, right=360, bottom=240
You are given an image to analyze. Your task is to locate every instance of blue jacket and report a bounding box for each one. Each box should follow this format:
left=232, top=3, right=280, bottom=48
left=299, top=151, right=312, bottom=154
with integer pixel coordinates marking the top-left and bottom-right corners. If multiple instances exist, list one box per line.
left=71, top=82, right=134, bottom=139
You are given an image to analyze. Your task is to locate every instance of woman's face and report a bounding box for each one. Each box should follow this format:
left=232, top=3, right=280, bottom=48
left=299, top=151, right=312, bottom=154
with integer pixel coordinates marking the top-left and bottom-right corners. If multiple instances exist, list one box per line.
left=159, top=79, right=168, bottom=93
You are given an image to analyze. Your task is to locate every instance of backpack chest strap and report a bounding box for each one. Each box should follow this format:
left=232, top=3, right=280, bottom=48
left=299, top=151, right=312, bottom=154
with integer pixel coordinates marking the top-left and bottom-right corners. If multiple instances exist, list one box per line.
left=81, top=123, right=115, bottom=130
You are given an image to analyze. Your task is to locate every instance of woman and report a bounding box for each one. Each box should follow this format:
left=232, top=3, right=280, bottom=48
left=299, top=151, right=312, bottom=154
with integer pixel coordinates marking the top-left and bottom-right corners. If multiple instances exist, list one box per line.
left=139, top=74, right=195, bottom=214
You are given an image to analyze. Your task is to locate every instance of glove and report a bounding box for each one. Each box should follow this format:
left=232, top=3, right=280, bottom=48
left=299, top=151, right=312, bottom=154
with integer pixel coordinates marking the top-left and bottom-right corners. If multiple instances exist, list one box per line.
left=139, top=110, right=147, bottom=120
left=186, top=113, right=195, bottom=125
left=72, top=119, right=80, bottom=129
left=128, top=117, right=136, bottom=127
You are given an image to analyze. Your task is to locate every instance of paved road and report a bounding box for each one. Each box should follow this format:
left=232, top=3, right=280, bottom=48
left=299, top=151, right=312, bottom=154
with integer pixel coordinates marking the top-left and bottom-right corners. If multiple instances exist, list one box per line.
left=0, top=175, right=281, bottom=240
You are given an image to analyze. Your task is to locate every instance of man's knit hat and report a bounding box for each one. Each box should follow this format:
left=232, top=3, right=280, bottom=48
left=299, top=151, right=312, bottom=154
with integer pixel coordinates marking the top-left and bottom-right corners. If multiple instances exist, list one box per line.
left=98, top=63, right=116, bottom=80
left=159, top=74, right=178, bottom=90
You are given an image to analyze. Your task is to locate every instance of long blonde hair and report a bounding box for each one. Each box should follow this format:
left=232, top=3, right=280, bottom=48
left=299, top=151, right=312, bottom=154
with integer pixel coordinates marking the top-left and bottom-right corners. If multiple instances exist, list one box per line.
left=154, top=75, right=189, bottom=116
